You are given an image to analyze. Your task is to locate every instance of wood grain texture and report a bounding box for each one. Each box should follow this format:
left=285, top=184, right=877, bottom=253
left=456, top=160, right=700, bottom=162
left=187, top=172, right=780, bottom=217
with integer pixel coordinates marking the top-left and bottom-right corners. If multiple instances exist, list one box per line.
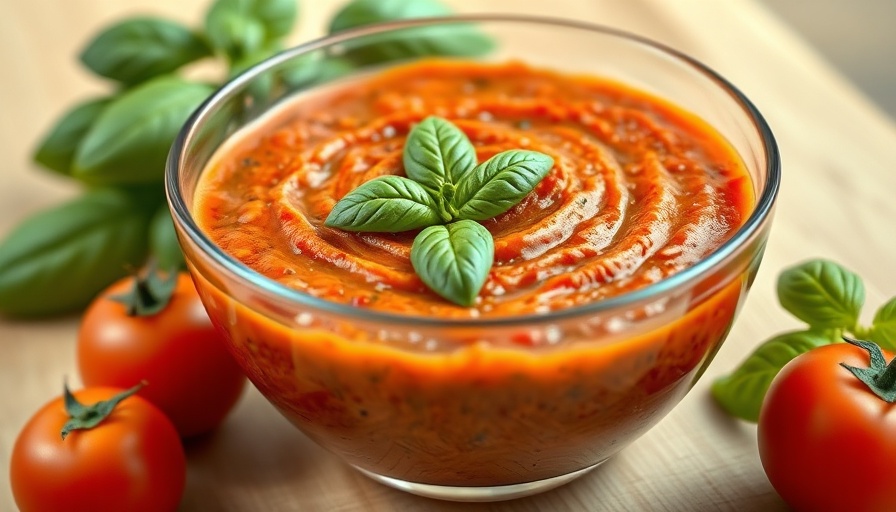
left=2, top=0, right=894, bottom=510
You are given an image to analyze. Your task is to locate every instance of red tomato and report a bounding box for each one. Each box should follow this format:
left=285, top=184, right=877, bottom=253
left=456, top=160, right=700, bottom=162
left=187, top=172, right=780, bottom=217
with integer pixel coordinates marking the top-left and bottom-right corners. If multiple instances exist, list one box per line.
left=758, top=342, right=896, bottom=512
left=78, top=272, right=245, bottom=437
left=10, top=387, right=186, bottom=512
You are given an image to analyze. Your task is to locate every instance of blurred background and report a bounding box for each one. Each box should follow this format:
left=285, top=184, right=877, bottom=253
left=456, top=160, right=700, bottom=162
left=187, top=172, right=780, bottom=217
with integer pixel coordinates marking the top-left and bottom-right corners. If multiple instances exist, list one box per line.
left=761, top=0, right=896, bottom=118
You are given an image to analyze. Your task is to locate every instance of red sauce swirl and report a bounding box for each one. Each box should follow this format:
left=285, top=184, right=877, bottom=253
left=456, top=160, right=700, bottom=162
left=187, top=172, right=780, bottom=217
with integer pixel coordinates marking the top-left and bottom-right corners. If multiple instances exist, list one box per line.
left=190, top=60, right=757, bottom=487
left=197, top=60, right=751, bottom=316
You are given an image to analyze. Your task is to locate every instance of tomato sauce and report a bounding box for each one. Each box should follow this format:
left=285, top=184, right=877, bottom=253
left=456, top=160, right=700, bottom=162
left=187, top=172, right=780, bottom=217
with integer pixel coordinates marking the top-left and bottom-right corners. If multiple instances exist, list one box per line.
left=191, top=60, right=753, bottom=486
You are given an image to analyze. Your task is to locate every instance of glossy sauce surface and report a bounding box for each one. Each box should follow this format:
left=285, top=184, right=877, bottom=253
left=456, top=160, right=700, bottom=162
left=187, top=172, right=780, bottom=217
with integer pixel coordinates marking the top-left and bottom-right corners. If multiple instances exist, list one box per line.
left=196, top=61, right=751, bottom=317
left=190, top=60, right=754, bottom=486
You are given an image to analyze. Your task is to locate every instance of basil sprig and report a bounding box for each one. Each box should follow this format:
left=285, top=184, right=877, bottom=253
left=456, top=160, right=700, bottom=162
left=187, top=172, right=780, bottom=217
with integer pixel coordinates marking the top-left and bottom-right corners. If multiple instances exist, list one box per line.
left=80, top=18, right=213, bottom=85
left=712, top=259, right=896, bottom=421
left=328, top=0, right=494, bottom=65
left=33, top=98, right=111, bottom=176
left=325, top=117, right=554, bottom=306
left=0, top=188, right=155, bottom=317
left=6, top=0, right=495, bottom=317
left=73, top=77, right=215, bottom=185
left=204, top=0, right=299, bottom=63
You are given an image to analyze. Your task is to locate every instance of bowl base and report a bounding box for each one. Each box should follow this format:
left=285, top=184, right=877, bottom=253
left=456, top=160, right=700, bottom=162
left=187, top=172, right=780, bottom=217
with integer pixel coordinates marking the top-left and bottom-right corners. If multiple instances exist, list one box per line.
left=353, top=459, right=607, bottom=502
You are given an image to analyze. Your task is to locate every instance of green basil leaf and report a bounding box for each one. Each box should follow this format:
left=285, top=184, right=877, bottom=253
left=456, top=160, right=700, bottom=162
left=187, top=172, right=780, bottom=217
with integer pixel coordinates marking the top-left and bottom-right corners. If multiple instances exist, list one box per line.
left=33, top=97, right=111, bottom=175
left=711, top=330, right=834, bottom=422
left=403, top=116, right=477, bottom=194
left=229, top=46, right=355, bottom=104
left=79, top=18, right=212, bottom=85
left=149, top=205, right=186, bottom=271
left=227, top=43, right=282, bottom=106
left=209, top=16, right=266, bottom=62
left=453, top=150, right=554, bottom=221
left=281, top=54, right=355, bottom=90
left=410, top=220, right=493, bottom=307
left=325, top=175, right=441, bottom=232
left=776, top=259, right=865, bottom=330
left=205, top=0, right=298, bottom=61
left=330, top=0, right=452, bottom=32
left=0, top=188, right=154, bottom=317
left=229, top=42, right=280, bottom=76
left=870, top=297, right=896, bottom=350
left=328, top=0, right=493, bottom=65
left=73, top=77, right=214, bottom=185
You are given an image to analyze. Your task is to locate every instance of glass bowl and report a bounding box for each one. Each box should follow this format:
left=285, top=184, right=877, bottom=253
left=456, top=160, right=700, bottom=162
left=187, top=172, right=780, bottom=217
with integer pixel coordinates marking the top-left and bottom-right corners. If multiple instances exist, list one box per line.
left=166, top=15, right=779, bottom=502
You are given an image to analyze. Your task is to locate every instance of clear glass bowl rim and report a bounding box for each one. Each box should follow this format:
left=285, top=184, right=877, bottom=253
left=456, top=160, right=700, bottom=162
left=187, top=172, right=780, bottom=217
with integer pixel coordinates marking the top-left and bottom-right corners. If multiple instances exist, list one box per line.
left=165, top=13, right=781, bottom=329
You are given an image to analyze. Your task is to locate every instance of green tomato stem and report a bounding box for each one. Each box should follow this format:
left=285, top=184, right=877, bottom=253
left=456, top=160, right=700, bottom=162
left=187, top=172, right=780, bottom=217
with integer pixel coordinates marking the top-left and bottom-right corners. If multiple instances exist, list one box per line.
left=61, top=381, right=146, bottom=440
left=876, top=351, right=896, bottom=390
left=840, top=336, right=896, bottom=403
left=109, top=263, right=177, bottom=317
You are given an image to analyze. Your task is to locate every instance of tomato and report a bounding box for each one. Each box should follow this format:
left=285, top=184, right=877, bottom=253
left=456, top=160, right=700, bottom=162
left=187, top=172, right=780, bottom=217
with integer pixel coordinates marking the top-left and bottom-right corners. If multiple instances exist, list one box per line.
left=78, top=271, right=246, bottom=437
left=758, top=340, right=896, bottom=512
left=10, top=386, right=186, bottom=512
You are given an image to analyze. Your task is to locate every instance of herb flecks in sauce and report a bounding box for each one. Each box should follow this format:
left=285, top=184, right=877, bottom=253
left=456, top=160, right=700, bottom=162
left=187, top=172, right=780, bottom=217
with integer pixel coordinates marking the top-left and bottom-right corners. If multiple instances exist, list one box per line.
left=197, top=61, right=752, bottom=318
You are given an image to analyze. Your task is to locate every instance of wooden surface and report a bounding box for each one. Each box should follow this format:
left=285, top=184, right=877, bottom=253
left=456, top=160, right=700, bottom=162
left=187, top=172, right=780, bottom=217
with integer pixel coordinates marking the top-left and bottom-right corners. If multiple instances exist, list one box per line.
left=3, top=0, right=896, bottom=510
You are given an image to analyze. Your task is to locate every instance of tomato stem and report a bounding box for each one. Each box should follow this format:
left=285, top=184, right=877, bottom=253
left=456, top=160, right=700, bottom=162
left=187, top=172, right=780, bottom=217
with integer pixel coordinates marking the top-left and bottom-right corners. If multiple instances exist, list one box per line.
left=109, top=263, right=178, bottom=317
left=61, top=381, right=146, bottom=440
left=840, top=337, right=896, bottom=403
left=878, top=353, right=896, bottom=390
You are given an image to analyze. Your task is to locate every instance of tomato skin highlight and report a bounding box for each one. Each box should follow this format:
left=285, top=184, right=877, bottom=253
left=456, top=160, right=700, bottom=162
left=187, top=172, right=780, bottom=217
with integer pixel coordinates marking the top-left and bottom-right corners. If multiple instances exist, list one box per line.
left=758, top=343, right=896, bottom=512
left=9, top=387, right=186, bottom=512
left=77, top=272, right=246, bottom=437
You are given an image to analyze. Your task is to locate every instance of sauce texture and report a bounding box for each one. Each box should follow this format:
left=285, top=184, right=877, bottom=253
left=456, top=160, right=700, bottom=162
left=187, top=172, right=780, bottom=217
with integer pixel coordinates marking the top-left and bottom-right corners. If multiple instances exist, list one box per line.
left=190, top=60, right=755, bottom=487
left=196, top=61, right=751, bottom=317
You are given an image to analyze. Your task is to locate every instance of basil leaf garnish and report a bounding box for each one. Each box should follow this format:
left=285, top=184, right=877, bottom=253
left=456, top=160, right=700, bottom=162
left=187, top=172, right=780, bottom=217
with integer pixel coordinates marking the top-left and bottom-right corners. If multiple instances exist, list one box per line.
left=79, top=18, right=212, bottom=85
left=411, top=220, right=494, bottom=307
left=205, top=0, right=298, bottom=61
left=0, top=188, right=154, bottom=317
left=453, top=150, right=554, bottom=221
left=870, top=297, right=896, bottom=350
left=327, top=116, right=551, bottom=306
left=711, top=330, right=834, bottom=422
left=777, top=259, right=865, bottom=331
left=33, top=97, right=111, bottom=176
left=73, top=77, right=214, bottom=185
left=325, top=176, right=442, bottom=232
left=403, top=116, right=477, bottom=194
